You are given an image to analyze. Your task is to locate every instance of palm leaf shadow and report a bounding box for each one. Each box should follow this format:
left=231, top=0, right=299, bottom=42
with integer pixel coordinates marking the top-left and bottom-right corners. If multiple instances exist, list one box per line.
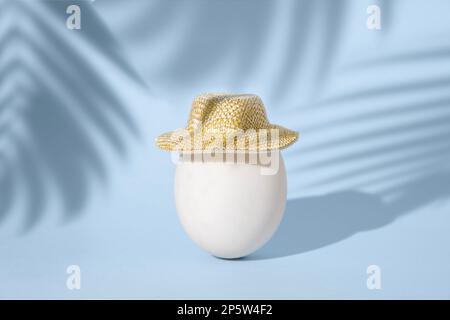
left=253, top=42, right=450, bottom=259
left=243, top=0, right=450, bottom=257
left=113, top=0, right=348, bottom=103
left=271, top=0, right=353, bottom=101
left=291, top=44, right=450, bottom=194
left=0, top=0, right=142, bottom=231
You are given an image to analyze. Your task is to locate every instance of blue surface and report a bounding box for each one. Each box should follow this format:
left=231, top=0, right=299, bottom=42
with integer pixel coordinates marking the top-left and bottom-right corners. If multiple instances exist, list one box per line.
left=0, top=0, right=449, bottom=299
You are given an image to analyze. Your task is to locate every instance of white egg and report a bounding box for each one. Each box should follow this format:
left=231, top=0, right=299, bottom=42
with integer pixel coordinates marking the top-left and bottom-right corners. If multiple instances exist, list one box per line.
left=174, top=152, right=287, bottom=259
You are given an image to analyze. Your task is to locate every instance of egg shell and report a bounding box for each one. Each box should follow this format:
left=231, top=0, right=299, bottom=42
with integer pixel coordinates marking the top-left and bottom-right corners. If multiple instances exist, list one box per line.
left=174, top=152, right=287, bottom=259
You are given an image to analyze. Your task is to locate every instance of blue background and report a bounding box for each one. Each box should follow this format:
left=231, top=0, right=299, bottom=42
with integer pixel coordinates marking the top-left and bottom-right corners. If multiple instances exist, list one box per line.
left=0, top=0, right=449, bottom=299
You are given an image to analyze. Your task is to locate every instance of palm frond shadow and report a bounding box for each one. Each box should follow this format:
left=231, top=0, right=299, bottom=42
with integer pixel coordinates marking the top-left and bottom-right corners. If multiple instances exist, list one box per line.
left=309, top=76, right=450, bottom=108
left=145, top=0, right=276, bottom=85
left=113, top=0, right=348, bottom=103
left=290, top=66, right=450, bottom=195
left=0, top=0, right=141, bottom=231
left=343, top=46, right=450, bottom=71
left=269, top=0, right=347, bottom=100
left=252, top=40, right=450, bottom=259
left=377, top=0, right=392, bottom=33
left=45, top=0, right=146, bottom=86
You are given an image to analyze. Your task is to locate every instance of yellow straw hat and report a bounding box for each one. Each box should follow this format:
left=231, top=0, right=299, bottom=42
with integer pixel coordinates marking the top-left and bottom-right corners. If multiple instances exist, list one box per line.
left=156, top=93, right=299, bottom=152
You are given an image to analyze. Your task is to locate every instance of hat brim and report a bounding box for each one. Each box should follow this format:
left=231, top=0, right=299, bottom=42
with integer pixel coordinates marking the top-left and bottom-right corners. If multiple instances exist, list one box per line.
left=155, top=125, right=298, bottom=152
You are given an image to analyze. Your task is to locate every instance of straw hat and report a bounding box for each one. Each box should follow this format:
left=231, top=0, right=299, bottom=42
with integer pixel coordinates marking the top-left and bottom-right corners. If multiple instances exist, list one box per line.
left=156, top=93, right=298, bottom=152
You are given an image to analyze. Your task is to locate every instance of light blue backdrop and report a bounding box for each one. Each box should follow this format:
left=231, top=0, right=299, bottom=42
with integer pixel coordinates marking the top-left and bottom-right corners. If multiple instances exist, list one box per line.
left=0, top=0, right=449, bottom=298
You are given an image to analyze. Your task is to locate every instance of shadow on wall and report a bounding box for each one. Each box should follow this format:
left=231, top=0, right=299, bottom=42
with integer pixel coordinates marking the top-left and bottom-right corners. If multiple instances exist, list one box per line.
left=1, top=0, right=446, bottom=238
left=249, top=171, right=450, bottom=260
left=0, top=0, right=142, bottom=231
left=1, top=0, right=349, bottom=231
left=98, top=0, right=350, bottom=102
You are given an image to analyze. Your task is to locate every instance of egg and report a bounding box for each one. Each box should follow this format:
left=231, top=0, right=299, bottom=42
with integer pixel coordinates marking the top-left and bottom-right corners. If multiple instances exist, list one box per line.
left=174, top=152, right=286, bottom=259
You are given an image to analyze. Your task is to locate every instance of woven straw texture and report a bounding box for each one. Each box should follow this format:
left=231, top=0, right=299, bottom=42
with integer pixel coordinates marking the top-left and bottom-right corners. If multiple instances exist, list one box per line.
left=156, top=93, right=298, bottom=152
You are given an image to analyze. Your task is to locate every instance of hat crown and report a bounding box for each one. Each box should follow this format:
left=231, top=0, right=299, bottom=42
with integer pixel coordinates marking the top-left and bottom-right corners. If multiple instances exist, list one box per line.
left=187, top=93, right=270, bottom=133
